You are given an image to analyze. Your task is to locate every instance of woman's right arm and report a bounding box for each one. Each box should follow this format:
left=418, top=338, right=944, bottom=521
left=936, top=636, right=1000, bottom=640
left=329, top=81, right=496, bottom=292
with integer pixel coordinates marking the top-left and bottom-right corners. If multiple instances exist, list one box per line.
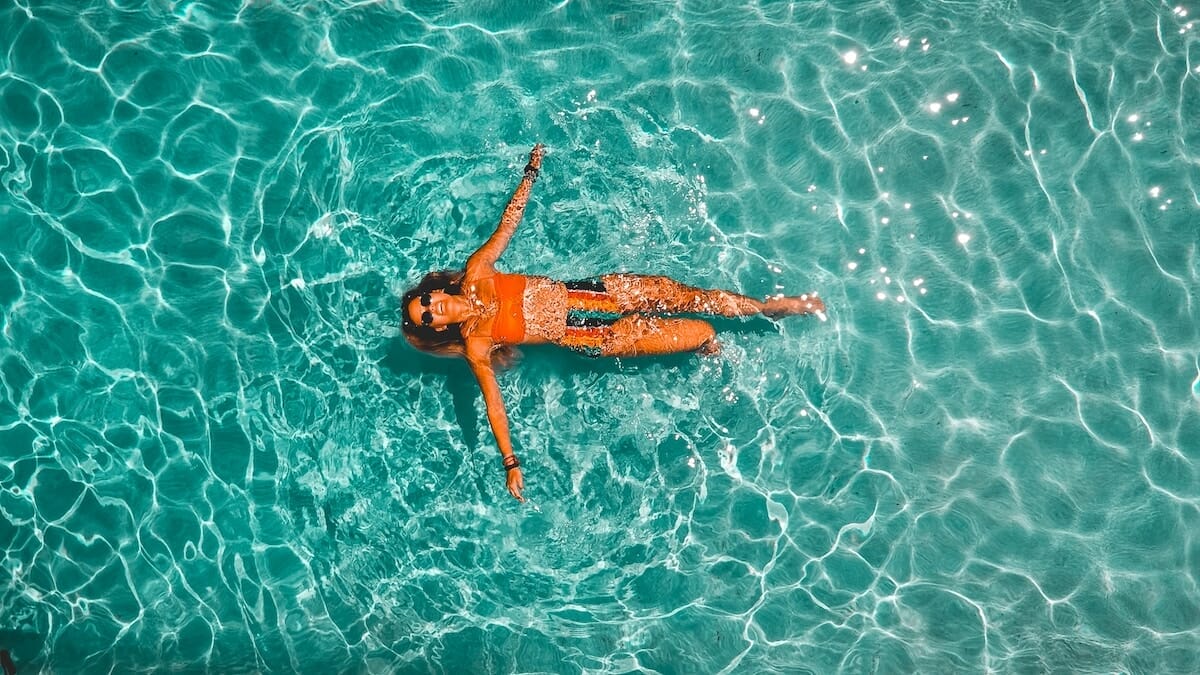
left=466, top=339, right=525, bottom=501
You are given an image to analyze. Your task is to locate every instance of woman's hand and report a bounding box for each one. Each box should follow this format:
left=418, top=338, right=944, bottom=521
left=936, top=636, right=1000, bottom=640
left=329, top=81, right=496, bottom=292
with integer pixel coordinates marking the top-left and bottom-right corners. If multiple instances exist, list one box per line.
left=524, top=143, right=544, bottom=179
left=506, top=467, right=526, bottom=502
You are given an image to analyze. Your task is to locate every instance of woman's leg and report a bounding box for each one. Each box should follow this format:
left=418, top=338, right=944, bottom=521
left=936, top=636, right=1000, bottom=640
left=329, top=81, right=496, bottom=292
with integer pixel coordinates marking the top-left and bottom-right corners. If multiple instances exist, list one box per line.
left=599, top=274, right=823, bottom=317
left=599, top=316, right=718, bottom=357
left=558, top=315, right=718, bottom=357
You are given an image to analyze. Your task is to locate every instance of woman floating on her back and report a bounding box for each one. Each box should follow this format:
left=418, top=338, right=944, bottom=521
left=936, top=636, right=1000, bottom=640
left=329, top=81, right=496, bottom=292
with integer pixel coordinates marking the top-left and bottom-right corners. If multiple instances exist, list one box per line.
left=402, top=144, right=824, bottom=501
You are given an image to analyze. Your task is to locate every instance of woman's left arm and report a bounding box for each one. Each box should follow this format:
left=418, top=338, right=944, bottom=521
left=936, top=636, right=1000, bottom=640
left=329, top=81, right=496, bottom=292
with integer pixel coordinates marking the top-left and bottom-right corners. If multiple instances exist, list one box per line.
left=465, top=339, right=526, bottom=501
left=465, top=144, right=544, bottom=277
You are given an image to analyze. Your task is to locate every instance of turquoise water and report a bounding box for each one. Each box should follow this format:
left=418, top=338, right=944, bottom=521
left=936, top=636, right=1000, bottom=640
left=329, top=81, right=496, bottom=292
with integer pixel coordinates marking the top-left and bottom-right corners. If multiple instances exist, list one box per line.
left=2, top=0, right=1199, bottom=672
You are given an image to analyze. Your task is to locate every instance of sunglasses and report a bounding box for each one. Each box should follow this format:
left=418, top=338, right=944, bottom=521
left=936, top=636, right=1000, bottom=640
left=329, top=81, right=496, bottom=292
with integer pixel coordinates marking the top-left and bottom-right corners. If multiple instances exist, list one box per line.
left=418, top=292, right=433, bottom=326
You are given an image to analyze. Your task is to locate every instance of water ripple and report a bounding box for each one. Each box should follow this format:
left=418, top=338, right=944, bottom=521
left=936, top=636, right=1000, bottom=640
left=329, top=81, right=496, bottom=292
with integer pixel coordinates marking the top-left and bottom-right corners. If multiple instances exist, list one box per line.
left=0, top=0, right=1198, bottom=672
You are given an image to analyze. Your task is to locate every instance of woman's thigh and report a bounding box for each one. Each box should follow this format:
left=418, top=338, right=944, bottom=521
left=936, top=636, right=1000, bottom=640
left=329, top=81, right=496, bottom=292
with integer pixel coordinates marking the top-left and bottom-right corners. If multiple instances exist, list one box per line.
left=583, top=315, right=717, bottom=357
left=598, top=274, right=704, bottom=312
left=599, top=274, right=759, bottom=315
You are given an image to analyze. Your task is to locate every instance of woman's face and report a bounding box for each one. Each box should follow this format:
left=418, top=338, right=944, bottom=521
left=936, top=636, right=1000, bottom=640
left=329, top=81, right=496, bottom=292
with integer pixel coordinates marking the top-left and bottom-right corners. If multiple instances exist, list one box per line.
left=408, top=290, right=457, bottom=329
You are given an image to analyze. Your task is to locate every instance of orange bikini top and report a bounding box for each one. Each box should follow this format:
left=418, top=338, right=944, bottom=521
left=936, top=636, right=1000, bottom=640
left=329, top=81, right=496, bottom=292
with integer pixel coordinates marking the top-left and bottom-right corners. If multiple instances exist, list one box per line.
left=489, top=273, right=526, bottom=344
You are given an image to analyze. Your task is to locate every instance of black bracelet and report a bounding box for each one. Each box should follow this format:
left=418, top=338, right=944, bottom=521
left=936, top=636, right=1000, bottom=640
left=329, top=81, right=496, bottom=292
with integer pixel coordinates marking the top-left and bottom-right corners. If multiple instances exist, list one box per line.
left=502, top=454, right=520, bottom=471
left=523, top=164, right=539, bottom=182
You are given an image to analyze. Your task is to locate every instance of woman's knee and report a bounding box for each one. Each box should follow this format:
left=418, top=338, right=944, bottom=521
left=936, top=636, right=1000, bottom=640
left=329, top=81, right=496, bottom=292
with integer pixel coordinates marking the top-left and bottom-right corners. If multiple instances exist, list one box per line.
left=689, top=320, right=716, bottom=346
left=664, top=319, right=717, bottom=354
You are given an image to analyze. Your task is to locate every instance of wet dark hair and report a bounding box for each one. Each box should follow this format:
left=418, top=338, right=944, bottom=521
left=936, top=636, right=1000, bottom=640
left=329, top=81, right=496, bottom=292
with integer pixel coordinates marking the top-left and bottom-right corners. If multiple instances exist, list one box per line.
left=400, top=270, right=519, bottom=367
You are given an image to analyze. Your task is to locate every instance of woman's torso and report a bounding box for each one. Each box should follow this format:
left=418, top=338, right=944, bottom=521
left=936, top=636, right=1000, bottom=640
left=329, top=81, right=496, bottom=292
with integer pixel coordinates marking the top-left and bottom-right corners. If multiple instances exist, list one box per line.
left=464, top=273, right=568, bottom=345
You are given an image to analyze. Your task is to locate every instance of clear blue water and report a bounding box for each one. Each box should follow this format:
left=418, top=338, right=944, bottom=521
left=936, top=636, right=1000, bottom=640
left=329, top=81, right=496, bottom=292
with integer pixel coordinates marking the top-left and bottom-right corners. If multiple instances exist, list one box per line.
left=1, top=1, right=1199, bottom=672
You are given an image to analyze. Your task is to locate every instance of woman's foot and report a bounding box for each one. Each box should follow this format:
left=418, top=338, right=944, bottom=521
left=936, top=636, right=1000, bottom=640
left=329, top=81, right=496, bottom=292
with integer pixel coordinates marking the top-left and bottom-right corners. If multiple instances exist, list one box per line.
left=762, top=293, right=825, bottom=318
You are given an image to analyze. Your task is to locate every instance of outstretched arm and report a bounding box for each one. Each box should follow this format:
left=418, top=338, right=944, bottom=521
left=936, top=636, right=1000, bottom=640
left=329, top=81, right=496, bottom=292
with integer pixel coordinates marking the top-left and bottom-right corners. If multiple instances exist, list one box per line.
left=465, top=144, right=544, bottom=277
left=466, top=339, right=525, bottom=501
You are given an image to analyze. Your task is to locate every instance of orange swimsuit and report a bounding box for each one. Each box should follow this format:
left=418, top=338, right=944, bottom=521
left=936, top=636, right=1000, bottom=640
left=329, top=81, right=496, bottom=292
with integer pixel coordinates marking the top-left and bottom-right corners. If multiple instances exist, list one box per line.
left=489, top=273, right=527, bottom=344
left=488, top=274, right=622, bottom=354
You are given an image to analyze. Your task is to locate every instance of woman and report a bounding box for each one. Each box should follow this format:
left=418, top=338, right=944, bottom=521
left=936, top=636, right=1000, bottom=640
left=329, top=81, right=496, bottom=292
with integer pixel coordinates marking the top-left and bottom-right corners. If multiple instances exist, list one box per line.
left=402, top=144, right=825, bottom=501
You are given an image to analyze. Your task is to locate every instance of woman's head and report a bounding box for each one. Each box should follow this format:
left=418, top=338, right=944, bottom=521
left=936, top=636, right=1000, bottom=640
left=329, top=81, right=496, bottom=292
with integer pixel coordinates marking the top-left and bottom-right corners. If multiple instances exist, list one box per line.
left=401, top=270, right=465, bottom=355
left=400, top=269, right=520, bottom=368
